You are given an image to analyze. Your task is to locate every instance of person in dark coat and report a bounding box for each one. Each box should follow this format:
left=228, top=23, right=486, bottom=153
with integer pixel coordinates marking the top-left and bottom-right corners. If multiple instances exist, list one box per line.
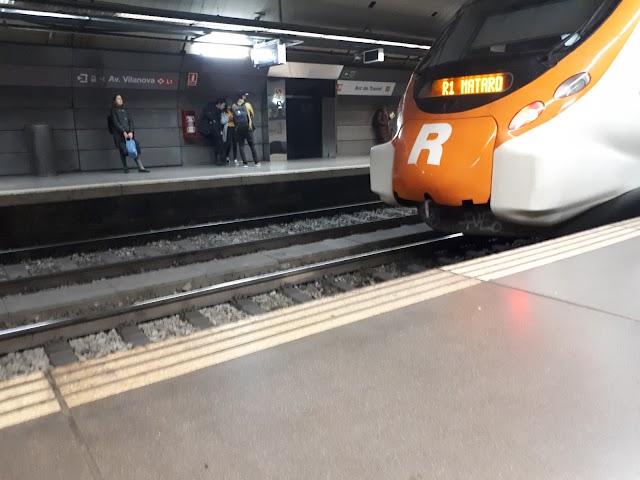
left=372, top=107, right=392, bottom=144
left=201, top=98, right=227, bottom=165
left=110, top=94, right=149, bottom=173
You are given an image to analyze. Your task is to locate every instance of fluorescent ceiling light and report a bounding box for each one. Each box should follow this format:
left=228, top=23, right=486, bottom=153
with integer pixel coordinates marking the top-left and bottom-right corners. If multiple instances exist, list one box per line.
left=0, top=8, right=89, bottom=20
left=114, top=13, right=431, bottom=50
left=115, top=12, right=196, bottom=26
left=191, top=32, right=250, bottom=59
left=195, top=31, right=253, bottom=46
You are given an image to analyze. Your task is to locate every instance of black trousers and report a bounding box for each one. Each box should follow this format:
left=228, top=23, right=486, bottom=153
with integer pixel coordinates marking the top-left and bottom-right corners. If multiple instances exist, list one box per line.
left=225, top=126, right=238, bottom=160
left=237, top=128, right=259, bottom=165
left=210, top=134, right=225, bottom=165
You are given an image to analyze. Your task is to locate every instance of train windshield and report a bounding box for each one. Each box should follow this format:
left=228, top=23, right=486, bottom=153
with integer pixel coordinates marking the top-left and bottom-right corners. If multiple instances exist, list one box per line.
left=417, top=0, right=620, bottom=72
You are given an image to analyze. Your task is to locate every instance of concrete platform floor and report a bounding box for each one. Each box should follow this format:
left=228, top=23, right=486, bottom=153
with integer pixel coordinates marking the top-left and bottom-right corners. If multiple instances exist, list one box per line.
left=2, top=219, right=640, bottom=479
left=0, top=156, right=369, bottom=207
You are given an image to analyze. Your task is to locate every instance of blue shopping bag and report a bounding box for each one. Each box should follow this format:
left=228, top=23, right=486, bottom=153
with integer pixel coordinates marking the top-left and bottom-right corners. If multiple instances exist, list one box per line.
left=125, top=139, right=138, bottom=158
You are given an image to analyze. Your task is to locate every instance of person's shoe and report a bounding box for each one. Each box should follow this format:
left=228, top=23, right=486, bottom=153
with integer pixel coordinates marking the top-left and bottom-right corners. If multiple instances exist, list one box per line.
left=234, top=159, right=239, bottom=165
left=138, top=167, right=150, bottom=173
left=243, top=163, right=249, bottom=168
left=255, top=162, right=261, bottom=167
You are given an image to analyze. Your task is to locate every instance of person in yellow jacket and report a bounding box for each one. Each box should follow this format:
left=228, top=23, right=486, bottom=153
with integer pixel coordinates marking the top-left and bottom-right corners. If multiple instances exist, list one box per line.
left=231, top=91, right=260, bottom=167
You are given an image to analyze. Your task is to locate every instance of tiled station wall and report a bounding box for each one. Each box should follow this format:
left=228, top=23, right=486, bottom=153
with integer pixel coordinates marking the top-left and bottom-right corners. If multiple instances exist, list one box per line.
left=0, top=43, right=268, bottom=175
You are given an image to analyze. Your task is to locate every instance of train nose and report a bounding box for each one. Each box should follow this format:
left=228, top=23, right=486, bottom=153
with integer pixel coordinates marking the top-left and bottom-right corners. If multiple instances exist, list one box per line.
left=393, top=117, right=497, bottom=206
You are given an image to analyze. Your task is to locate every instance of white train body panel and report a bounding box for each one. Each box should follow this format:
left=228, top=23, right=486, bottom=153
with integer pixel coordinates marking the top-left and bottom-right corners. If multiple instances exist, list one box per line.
left=491, top=20, right=640, bottom=226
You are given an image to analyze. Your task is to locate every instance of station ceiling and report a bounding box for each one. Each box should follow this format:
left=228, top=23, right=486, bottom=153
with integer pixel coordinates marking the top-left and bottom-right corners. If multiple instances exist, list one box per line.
left=0, top=0, right=466, bottom=68
left=95, top=0, right=461, bottom=39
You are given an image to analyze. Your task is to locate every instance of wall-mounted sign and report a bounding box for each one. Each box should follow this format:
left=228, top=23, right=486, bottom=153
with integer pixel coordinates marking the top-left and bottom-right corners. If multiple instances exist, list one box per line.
left=337, top=80, right=396, bottom=96
left=187, top=72, right=198, bottom=87
left=341, top=70, right=357, bottom=79
left=72, top=68, right=179, bottom=90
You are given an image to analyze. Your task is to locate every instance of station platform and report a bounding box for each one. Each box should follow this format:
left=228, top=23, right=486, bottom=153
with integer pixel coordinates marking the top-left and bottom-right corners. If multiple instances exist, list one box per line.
left=0, top=156, right=374, bottom=248
left=0, top=157, right=369, bottom=207
left=2, top=218, right=640, bottom=479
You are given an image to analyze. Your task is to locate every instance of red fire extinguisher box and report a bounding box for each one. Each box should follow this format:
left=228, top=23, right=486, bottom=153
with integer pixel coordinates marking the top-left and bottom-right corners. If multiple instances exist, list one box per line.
left=182, top=109, right=198, bottom=140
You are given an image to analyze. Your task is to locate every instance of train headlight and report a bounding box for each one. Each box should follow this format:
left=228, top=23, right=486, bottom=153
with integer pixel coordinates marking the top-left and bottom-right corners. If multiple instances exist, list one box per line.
left=508, top=101, right=545, bottom=131
left=554, top=72, right=591, bottom=99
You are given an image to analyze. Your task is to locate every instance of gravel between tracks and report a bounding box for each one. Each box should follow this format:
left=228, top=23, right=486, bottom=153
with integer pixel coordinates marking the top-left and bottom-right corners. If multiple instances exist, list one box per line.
left=71, top=252, right=104, bottom=268
left=1, top=206, right=416, bottom=276
left=69, top=329, right=132, bottom=361
left=200, top=303, right=248, bottom=326
left=140, top=315, right=198, bottom=343
left=0, top=348, right=50, bottom=381
left=295, top=280, right=341, bottom=300
left=251, top=291, right=296, bottom=312
left=24, top=258, right=62, bottom=276
left=333, top=271, right=377, bottom=288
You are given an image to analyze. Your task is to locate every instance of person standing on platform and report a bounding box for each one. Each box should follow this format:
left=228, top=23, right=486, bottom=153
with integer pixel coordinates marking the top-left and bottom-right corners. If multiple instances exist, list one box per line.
left=232, top=92, right=261, bottom=167
left=225, top=103, right=238, bottom=165
left=110, top=94, right=150, bottom=173
left=201, top=98, right=226, bottom=165
left=372, top=106, right=392, bottom=145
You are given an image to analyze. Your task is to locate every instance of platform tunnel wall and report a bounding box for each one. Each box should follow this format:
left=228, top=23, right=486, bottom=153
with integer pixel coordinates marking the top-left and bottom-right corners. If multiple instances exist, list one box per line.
left=0, top=42, right=270, bottom=175
left=0, top=42, right=411, bottom=176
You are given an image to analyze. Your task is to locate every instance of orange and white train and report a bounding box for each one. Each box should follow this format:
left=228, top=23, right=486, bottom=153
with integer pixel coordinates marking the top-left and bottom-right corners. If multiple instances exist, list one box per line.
left=371, top=0, right=640, bottom=236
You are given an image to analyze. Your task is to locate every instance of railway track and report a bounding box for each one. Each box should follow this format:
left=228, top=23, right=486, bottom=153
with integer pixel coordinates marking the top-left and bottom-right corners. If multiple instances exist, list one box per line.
left=0, top=234, right=467, bottom=357
left=0, top=201, right=388, bottom=263
left=0, top=209, right=420, bottom=297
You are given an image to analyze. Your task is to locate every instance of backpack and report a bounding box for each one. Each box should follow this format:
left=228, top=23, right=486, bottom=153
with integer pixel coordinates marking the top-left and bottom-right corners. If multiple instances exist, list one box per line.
left=233, top=104, right=250, bottom=129
left=107, top=114, right=115, bottom=135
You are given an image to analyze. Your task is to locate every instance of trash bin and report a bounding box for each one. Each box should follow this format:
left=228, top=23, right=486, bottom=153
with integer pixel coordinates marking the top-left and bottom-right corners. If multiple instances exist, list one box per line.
left=25, top=124, right=57, bottom=176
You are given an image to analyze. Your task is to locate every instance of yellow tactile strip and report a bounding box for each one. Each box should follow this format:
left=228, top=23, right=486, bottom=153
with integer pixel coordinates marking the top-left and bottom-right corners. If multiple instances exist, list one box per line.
left=1, top=216, right=639, bottom=429
left=0, top=372, right=60, bottom=430
left=443, top=217, right=640, bottom=281
left=53, top=270, right=478, bottom=408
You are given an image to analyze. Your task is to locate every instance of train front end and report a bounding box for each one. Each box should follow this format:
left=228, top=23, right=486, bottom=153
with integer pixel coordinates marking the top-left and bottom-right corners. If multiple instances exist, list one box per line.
left=371, top=0, right=640, bottom=236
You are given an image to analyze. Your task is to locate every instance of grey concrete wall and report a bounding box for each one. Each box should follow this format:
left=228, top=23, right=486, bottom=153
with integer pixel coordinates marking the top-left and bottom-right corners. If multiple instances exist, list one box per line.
left=336, top=95, right=402, bottom=157
left=334, top=67, right=409, bottom=157
left=0, top=43, right=268, bottom=175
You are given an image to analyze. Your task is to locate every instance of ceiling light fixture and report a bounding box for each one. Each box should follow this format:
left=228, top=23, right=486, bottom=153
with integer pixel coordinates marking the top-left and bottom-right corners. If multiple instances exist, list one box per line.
left=114, top=13, right=431, bottom=50
left=190, top=31, right=251, bottom=59
left=0, top=7, right=90, bottom=20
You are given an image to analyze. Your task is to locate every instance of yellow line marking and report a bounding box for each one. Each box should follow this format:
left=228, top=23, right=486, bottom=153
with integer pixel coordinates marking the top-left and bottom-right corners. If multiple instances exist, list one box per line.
left=475, top=231, right=640, bottom=281
left=447, top=228, right=640, bottom=279
left=0, top=373, right=61, bottom=431
left=54, top=271, right=464, bottom=388
left=0, top=400, right=60, bottom=430
left=0, top=215, right=635, bottom=421
left=0, top=371, right=48, bottom=390
left=445, top=218, right=640, bottom=275
left=61, top=278, right=479, bottom=408
left=445, top=222, right=637, bottom=275
left=0, top=378, right=52, bottom=403
left=54, top=269, right=448, bottom=377
left=0, top=389, right=57, bottom=415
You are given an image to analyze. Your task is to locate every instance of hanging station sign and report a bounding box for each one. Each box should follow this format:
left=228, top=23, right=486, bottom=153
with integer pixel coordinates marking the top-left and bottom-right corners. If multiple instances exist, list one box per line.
left=336, top=80, right=396, bottom=96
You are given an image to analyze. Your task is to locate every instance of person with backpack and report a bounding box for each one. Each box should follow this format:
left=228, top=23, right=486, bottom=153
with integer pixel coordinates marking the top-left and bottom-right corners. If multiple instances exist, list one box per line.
left=200, top=98, right=227, bottom=165
left=109, top=94, right=150, bottom=173
left=232, top=92, right=260, bottom=167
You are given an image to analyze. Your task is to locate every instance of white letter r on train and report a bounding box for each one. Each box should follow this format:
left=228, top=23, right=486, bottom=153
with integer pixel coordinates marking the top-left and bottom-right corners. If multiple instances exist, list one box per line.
left=407, top=123, right=453, bottom=166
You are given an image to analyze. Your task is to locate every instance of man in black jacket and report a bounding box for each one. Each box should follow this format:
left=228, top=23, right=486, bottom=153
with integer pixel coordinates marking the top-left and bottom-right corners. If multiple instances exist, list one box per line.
left=201, top=98, right=227, bottom=165
left=110, top=94, right=149, bottom=173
